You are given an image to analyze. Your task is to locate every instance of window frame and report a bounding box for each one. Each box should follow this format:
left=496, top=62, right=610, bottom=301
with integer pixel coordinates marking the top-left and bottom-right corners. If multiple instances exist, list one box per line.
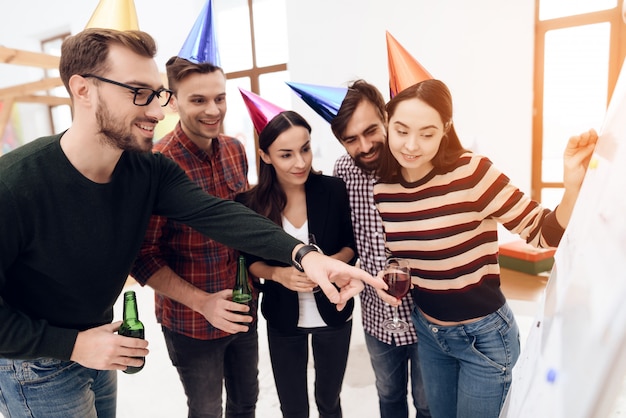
left=221, top=0, right=288, bottom=181
left=532, top=3, right=626, bottom=201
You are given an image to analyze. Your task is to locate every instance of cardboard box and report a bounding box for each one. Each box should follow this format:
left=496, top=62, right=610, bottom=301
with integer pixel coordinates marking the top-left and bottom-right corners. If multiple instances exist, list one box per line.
left=498, top=240, right=556, bottom=275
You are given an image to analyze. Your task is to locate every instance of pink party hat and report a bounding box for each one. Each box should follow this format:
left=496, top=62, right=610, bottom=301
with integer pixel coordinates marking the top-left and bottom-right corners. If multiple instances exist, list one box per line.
left=286, top=81, right=348, bottom=123
left=386, top=31, right=433, bottom=97
left=179, top=0, right=221, bottom=65
left=239, top=88, right=285, bottom=134
left=85, top=0, right=139, bottom=30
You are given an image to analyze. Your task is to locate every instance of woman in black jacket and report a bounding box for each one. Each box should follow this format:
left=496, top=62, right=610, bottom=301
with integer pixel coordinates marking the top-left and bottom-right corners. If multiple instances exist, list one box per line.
left=236, top=110, right=357, bottom=418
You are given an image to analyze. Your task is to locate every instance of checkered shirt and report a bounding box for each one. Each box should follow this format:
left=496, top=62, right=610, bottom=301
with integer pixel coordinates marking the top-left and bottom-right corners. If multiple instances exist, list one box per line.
left=334, top=153, right=417, bottom=345
left=131, top=123, right=252, bottom=340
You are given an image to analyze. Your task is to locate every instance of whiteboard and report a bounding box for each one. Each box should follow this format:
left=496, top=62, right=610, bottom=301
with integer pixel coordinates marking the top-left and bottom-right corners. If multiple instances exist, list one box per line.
left=501, top=58, right=626, bottom=418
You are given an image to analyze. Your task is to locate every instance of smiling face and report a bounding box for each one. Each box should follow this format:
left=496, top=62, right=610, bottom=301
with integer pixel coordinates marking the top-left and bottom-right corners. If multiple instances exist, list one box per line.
left=260, top=125, right=312, bottom=189
left=92, top=44, right=165, bottom=152
left=339, top=100, right=386, bottom=171
left=387, top=97, right=446, bottom=182
left=170, top=70, right=227, bottom=150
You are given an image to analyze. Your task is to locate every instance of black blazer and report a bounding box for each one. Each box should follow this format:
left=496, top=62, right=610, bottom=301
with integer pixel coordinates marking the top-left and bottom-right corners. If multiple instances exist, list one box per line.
left=236, top=173, right=357, bottom=331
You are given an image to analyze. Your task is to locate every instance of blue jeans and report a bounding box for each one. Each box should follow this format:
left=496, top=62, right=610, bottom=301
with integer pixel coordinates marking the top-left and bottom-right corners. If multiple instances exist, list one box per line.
left=364, top=333, right=431, bottom=417
left=0, top=358, right=116, bottom=418
left=412, top=303, right=520, bottom=418
left=268, top=320, right=352, bottom=418
left=162, top=325, right=259, bottom=418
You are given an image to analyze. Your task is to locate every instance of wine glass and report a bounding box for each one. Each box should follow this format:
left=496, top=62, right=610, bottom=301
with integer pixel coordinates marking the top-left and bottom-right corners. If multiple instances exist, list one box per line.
left=381, top=258, right=411, bottom=334
left=308, top=233, right=322, bottom=293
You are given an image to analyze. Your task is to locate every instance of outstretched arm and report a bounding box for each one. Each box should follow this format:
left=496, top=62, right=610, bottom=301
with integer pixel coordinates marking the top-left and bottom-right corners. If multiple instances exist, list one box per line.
left=555, top=128, right=598, bottom=228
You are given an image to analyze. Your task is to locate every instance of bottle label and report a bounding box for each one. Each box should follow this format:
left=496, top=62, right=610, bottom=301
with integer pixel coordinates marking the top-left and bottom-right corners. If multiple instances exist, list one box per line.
left=232, top=293, right=252, bottom=304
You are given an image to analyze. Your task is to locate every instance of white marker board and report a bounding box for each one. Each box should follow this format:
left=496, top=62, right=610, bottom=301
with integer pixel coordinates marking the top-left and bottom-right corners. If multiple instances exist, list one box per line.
left=501, top=58, right=626, bottom=418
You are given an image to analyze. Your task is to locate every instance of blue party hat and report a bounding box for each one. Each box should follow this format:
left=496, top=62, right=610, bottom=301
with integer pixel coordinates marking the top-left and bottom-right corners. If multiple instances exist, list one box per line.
left=286, top=81, right=348, bottom=124
left=178, top=0, right=221, bottom=65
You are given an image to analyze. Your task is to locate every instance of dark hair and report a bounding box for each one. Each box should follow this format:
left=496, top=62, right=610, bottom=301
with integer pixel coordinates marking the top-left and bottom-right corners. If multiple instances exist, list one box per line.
left=237, top=111, right=312, bottom=225
left=165, top=56, right=225, bottom=93
left=376, top=79, right=468, bottom=183
left=60, top=28, right=157, bottom=97
left=330, top=79, right=386, bottom=141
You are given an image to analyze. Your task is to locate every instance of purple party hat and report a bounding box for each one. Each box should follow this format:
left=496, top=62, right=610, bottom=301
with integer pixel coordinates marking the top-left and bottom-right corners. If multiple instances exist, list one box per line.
left=239, top=88, right=285, bottom=135
left=178, top=0, right=221, bottom=65
left=286, top=81, right=348, bottom=123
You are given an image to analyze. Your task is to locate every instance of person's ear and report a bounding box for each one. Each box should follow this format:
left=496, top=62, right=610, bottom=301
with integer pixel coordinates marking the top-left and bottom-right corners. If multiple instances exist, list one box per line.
left=168, top=95, right=178, bottom=112
left=259, top=149, right=271, bottom=165
left=68, top=75, right=92, bottom=107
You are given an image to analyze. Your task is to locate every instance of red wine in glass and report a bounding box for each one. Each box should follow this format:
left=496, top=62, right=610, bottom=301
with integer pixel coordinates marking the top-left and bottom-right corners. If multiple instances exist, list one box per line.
left=384, top=271, right=411, bottom=299
left=381, top=258, right=411, bottom=334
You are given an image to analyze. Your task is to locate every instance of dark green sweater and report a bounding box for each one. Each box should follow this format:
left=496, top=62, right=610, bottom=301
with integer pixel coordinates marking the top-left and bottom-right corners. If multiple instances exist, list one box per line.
left=0, top=133, right=299, bottom=360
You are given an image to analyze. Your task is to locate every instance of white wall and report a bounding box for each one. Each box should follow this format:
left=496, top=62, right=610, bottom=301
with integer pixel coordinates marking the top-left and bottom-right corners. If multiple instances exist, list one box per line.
left=285, top=0, right=535, bottom=192
left=0, top=0, right=535, bottom=194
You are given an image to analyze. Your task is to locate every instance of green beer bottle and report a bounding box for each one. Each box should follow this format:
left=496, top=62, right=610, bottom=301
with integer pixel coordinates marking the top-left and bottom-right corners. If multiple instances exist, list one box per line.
left=118, top=290, right=145, bottom=374
left=232, top=255, right=252, bottom=305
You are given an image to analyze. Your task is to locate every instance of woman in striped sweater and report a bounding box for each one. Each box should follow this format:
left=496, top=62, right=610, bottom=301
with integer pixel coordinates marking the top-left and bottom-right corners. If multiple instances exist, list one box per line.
left=373, top=79, right=597, bottom=418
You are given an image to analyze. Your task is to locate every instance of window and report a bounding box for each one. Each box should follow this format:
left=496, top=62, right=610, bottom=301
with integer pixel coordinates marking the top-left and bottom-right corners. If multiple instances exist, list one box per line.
left=532, top=1, right=626, bottom=207
left=213, top=0, right=289, bottom=184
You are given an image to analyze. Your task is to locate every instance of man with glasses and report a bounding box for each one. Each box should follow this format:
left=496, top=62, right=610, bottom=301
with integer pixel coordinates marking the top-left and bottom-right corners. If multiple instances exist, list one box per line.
left=81, top=73, right=174, bottom=107
left=0, top=28, right=381, bottom=418
left=131, top=56, right=257, bottom=417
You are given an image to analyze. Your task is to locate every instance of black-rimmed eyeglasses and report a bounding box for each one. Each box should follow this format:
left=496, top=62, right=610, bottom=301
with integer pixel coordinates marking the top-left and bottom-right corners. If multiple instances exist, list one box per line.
left=81, top=74, right=173, bottom=107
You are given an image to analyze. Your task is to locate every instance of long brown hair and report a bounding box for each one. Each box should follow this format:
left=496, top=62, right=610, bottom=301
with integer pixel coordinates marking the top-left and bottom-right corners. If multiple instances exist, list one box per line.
left=376, top=79, right=468, bottom=183
left=237, top=111, right=312, bottom=225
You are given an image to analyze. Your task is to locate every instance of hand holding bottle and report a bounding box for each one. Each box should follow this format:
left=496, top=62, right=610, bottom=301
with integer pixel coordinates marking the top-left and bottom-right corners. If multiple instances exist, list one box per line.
left=188, top=288, right=251, bottom=334
left=70, top=321, right=149, bottom=371
left=232, top=255, right=253, bottom=304
left=118, top=290, right=146, bottom=373
left=231, top=255, right=254, bottom=328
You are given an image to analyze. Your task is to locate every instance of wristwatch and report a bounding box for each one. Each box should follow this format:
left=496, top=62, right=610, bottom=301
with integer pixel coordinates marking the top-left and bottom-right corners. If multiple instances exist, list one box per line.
left=292, top=244, right=321, bottom=272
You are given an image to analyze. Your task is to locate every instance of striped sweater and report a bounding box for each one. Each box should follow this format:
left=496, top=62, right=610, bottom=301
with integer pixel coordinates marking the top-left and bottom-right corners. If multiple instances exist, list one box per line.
left=373, top=153, right=564, bottom=321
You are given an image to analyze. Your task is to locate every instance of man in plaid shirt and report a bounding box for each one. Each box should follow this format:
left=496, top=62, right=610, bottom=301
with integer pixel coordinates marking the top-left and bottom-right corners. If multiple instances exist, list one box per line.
left=131, top=57, right=257, bottom=418
left=331, top=80, right=431, bottom=417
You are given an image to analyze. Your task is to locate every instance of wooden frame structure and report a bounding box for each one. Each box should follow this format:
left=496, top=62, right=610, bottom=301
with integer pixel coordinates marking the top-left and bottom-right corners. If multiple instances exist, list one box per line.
left=0, top=45, right=71, bottom=142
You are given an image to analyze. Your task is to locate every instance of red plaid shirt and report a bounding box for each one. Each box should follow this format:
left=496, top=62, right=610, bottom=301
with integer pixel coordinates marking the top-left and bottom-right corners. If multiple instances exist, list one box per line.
left=131, top=123, right=251, bottom=340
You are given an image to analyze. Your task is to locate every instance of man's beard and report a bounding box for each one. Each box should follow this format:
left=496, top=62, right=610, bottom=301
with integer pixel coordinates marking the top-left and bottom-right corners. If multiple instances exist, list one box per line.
left=353, top=142, right=382, bottom=172
left=96, top=100, right=152, bottom=153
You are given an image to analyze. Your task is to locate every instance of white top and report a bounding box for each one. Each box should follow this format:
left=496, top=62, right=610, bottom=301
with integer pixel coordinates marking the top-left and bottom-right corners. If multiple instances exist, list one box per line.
left=282, top=217, right=326, bottom=328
